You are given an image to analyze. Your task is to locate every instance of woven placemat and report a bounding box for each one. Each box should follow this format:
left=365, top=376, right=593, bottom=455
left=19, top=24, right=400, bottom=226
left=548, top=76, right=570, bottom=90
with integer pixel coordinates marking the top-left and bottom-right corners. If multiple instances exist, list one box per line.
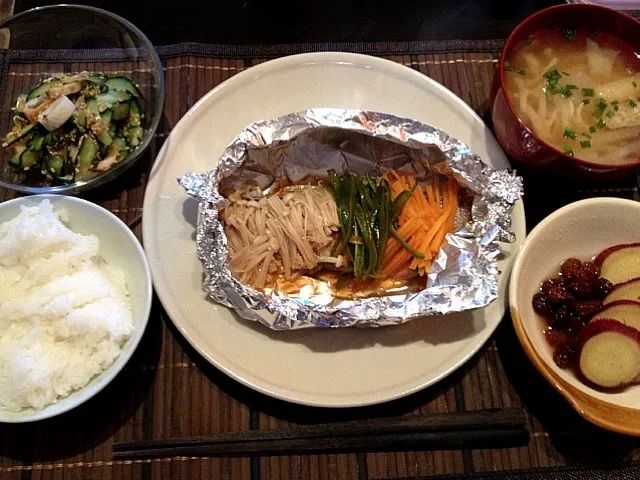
left=0, top=42, right=638, bottom=480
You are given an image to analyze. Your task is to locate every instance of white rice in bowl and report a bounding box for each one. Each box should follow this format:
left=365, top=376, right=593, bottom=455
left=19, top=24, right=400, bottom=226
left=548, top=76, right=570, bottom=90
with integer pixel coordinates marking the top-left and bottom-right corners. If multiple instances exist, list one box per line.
left=0, top=200, right=133, bottom=412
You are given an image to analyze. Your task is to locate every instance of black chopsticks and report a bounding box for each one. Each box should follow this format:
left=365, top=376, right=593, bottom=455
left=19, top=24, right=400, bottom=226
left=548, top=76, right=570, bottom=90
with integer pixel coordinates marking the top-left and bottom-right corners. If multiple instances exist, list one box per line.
left=113, top=408, right=529, bottom=458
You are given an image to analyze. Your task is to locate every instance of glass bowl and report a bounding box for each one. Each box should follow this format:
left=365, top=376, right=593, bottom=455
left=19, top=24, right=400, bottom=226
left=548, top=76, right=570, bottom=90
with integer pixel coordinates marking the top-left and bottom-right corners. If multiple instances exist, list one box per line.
left=0, top=5, right=164, bottom=194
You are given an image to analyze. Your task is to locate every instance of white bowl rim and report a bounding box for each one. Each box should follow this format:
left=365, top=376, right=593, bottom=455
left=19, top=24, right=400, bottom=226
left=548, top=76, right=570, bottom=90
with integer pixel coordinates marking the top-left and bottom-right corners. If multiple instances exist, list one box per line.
left=0, top=194, right=152, bottom=423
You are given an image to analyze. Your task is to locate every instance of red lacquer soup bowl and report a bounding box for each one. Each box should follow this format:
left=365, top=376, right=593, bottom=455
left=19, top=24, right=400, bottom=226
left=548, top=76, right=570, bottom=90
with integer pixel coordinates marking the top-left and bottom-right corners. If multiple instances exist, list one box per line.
left=490, top=4, right=640, bottom=180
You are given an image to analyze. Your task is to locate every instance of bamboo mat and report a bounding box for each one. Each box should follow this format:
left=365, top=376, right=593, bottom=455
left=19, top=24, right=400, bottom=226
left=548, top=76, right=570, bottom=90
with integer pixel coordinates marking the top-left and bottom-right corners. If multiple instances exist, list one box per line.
left=0, top=43, right=639, bottom=480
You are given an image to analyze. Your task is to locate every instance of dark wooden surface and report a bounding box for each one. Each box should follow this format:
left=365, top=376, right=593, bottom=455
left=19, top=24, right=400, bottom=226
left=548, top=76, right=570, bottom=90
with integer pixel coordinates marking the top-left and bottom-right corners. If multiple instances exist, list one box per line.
left=0, top=47, right=639, bottom=479
left=14, top=0, right=561, bottom=45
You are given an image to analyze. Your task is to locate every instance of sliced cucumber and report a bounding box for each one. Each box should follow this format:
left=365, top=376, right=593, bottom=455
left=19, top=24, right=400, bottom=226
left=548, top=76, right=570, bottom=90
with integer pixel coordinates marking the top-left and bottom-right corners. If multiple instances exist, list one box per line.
left=5, top=72, right=145, bottom=182
left=110, top=137, right=127, bottom=155
left=97, top=90, right=131, bottom=111
left=124, top=126, right=144, bottom=146
left=3, top=122, right=37, bottom=147
left=104, top=76, right=142, bottom=97
left=20, top=149, right=41, bottom=170
left=29, top=132, right=46, bottom=151
left=100, top=109, right=113, bottom=125
left=112, top=101, right=130, bottom=121
left=128, top=98, right=141, bottom=119
left=27, top=78, right=62, bottom=100
left=123, top=99, right=144, bottom=146
left=76, top=134, right=99, bottom=175
left=98, top=130, right=113, bottom=147
left=73, top=108, right=87, bottom=129
left=97, top=110, right=114, bottom=146
left=85, top=97, right=99, bottom=116
left=86, top=73, right=108, bottom=84
left=8, top=145, right=27, bottom=170
left=44, top=153, right=65, bottom=178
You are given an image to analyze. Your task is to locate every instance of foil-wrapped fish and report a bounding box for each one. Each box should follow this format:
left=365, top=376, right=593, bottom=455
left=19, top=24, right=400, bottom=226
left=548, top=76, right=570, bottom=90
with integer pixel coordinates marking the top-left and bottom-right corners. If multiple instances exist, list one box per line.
left=179, top=109, right=523, bottom=330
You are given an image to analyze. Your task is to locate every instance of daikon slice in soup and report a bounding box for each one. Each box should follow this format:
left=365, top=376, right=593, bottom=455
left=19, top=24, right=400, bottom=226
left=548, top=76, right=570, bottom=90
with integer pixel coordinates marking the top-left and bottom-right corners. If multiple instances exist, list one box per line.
left=504, top=28, right=640, bottom=166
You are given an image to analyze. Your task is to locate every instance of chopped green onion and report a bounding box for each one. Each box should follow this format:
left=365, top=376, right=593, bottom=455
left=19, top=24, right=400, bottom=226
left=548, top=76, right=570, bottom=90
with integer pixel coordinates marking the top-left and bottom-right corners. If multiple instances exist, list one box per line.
left=630, top=100, right=638, bottom=109
left=559, top=85, right=578, bottom=97
left=504, top=65, right=526, bottom=75
left=563, top=128, right=577, bottom=140
left=606, top=110, right=616, bottom=118
left=633, top=81, right=638, bottom=88
left=581, top=99, right=590, bottom=106
left=593, top=100, right=607, bottom=117
left=542, top=68, right=579, bottom=96
left=596, top=118, right=606, bottom=129
left=580, top=140, right=592, bottom=148
left=614, top=105, right=619, bottom=112
left=562, top=145, right=574, bottom=156
left=543, top=68, right=562, bottom=87
left=582, top=88, right=595, bottom=97
left=589, top=125, right=597, bottom=133
left=562, top=28, right=577, bottom=41
left=611, top=100, right=619, bottom=105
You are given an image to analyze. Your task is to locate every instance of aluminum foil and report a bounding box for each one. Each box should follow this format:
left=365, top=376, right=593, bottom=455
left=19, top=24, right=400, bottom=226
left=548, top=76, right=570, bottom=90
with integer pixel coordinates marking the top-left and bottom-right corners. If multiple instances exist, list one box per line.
left=179, top=109, right=523, bottom=330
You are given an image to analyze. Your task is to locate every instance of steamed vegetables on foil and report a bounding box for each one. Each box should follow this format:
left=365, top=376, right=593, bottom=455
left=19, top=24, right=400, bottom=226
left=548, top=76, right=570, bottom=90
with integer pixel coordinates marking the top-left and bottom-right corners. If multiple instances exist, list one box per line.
left=2, top=72, right=144, bottom=183
left=224, top=183, right=341, bottom=289
left=181, top=109, right=523, bottom=328
left=222, top=169, right=459, bottom=297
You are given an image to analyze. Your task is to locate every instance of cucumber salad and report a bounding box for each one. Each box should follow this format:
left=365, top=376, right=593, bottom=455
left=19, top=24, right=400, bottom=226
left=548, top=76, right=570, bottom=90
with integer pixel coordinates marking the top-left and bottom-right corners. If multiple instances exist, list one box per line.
left=2, top=72, right=144, bottom=183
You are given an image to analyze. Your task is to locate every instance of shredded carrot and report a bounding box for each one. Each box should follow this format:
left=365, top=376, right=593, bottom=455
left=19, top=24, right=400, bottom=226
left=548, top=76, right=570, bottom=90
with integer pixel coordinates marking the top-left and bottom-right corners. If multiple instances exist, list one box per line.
left=381, top=170, right=459, bottom=277
left=383, top=217, right=424, bottom=260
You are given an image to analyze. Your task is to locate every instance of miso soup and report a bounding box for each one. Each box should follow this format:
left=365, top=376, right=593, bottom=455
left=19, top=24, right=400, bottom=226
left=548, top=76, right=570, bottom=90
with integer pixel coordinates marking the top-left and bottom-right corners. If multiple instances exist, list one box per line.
left=504, top=28, right=640, bottom=166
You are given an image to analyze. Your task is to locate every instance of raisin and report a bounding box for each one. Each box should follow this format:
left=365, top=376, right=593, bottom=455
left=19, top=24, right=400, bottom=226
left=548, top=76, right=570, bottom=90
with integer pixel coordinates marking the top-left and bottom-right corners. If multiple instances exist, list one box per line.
left=545, top=328, right=568, bottom=347
left=570, top=315, right=588, bottom=333
left=560, top=258, right=584, bottom=277
left=532, top=292, right=551, bottom=316
left=591, top=278, right=614, bottom=299
left=547, top=285, right=572, bottom=304
left=541, top=277, right=565, bottom=295
left=564, top=269, right=589, bottom=284
left=581, top=261, right=601, bottom=282
left=554, top=341, right=578, bottom=369
left=574, top=299, right=603, bottom=318
left=549, top=304, right=572, bottom=328
left=567, top=279, right=593, bottom=298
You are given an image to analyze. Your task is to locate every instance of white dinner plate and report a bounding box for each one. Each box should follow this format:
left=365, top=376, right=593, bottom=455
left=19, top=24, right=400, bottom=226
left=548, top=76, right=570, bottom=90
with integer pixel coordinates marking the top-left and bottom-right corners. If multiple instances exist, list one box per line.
left=142, top=52, right=526, bottom=407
